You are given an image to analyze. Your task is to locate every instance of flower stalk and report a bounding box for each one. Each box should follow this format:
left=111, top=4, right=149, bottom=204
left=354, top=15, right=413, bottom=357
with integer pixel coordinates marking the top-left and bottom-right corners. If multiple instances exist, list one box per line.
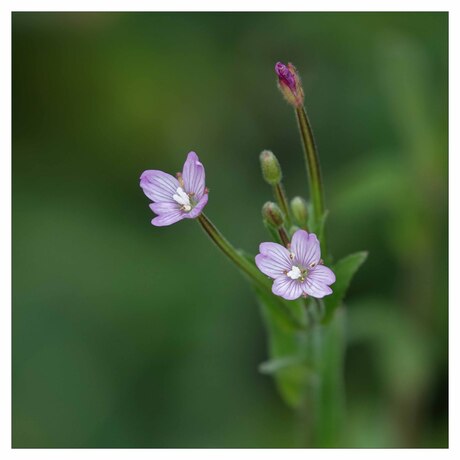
left=198, top=213, right=308, bottom=330
left=278, top=226, right=291, bottom=247
left=295, top=106, right=324, bottom=228
left=197, top=213, right=268, bottom=291
left=273, top=183, right=292, bottom=226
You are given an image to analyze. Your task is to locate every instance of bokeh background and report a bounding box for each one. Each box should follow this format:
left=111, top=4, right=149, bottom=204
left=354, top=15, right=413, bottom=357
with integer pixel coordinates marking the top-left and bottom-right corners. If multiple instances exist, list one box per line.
left=12, top=12, right=448, bottom=448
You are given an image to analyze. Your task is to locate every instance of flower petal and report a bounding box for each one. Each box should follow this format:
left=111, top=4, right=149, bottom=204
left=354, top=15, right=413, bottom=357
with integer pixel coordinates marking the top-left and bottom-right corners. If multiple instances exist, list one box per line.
left=255, top=254, right=285, bottom=279
left=149, top=202, right=180, bottom=214
left=182, top=151, right=205, bottom=198
left=272, top=276, right=303, bottom=300
left=291, top=230, right=321, bottom=267
left=302, top=266, right=335, bottom=298
left=302, top=282, right=332, bottom=299
left=258, top=242, right=292, bottom=275
left=309, top=265, right=336, bottom=285
left=185, top=193, right=208, bottom=219
left=140, top=170, right=179, bottom=203
left=151, top=210, right=185, bottom=227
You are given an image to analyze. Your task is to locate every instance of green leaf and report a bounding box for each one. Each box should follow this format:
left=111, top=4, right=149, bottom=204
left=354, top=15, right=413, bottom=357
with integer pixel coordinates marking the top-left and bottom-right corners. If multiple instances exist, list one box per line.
left=259, top=356, right=310, bottom=375
left=307, top=207, right=329, bottom=256
left=253, top=286, right=312, bottom=408
left=322, top=251, right=368, bottom=324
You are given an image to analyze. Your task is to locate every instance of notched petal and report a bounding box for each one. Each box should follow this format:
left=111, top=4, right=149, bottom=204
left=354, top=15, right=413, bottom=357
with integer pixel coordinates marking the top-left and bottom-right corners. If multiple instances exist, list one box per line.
left=151, top=211, right=185, bottom=227
left=149, top=202, right=180, bottom=214
left=182, top=151, right=206, bottom=198
left=308, top=265, right=336, bottom=285
left=258, top=242, right=292, bottom=273
left=140, top=170, right=180, bottom=203
left=185, top=193, right=208, bottom=219
left=302, top=265, right=335, bottom=298
left=255, top=254, right=285, bottom=279
left=272, top=276, right=303, bottom=300
left=291, top=229, right=321, bottom=267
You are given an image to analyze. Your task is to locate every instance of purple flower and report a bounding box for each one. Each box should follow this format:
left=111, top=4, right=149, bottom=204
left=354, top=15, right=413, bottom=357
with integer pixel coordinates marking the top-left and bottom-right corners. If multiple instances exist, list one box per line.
left=140, top=151, right=208, bottom=227
left=255, top=229, right=335, bottom=300
left=275, top=61, right=304, bottom=107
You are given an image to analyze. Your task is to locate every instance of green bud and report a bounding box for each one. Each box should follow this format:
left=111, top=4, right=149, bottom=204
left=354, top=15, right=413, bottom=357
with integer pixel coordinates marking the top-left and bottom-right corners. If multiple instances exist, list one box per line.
left=262, top=201, right=284, bottom=228
left=290, top=196, right=309, bottom=226
left=260, top=150, right=282, bottom=185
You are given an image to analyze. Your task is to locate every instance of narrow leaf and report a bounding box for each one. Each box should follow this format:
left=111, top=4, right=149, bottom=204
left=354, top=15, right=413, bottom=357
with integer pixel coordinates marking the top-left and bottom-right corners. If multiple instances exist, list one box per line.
left=259, top=356, right=309, bottom=375
left=322, top=251, right=368, bottom=323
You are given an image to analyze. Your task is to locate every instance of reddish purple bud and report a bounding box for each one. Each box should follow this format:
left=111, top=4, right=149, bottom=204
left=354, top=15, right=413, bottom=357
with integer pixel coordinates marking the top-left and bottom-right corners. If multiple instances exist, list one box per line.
left=274, top=61, right=304, bottom=107
left=275, top=62, right=296, bottom=92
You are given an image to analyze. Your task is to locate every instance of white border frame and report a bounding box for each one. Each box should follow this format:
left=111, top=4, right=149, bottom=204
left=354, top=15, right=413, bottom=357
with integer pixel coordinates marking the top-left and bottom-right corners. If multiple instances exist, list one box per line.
left=2, top=2, right=456, bottom=458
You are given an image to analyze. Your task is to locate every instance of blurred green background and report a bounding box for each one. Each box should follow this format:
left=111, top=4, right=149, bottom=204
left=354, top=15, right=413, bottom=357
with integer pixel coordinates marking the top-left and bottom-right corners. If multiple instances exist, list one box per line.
left=12, top=12, right=448, bottom=447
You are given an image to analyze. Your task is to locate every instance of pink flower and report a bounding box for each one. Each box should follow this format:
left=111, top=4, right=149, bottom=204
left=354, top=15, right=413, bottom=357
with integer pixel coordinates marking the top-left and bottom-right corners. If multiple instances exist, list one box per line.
left=255, top=230, right=335, bottom=300
left=140, top=151, right=208, bottom=226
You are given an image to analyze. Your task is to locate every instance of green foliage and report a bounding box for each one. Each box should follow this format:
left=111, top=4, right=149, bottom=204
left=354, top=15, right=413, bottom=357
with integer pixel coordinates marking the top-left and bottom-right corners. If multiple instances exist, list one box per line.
left=323, top=252, right=368, bottom=323
left=307, top=207, right=329, bottom=256
left=254, top=286, right=311, bottom=408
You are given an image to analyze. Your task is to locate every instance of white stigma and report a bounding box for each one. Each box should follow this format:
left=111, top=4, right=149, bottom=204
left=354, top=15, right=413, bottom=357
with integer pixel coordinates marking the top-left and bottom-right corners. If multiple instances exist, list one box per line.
left=173, top=187, right=192, bottom=212
left=287, top=265, right=302, bottom=280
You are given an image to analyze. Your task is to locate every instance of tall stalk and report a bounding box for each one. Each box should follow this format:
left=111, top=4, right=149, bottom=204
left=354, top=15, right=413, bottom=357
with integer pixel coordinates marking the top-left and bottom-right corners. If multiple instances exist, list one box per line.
left=276, top=61, right=343, bottom=445
left=295, top=106, right=325, bottom=227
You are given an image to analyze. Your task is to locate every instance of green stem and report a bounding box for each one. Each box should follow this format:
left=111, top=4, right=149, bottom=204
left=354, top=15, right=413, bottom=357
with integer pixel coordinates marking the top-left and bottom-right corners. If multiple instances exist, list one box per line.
left=197, top=213, right=268, bottom=291
left=307, top=308, right=345, bottom=447
left=198, top=213, right=306, bottom=330
left=278, top=227, right=291, bottom=247
left=273, top=183, right=292, bottom=226
left=295, top=106, right=325, bottom=227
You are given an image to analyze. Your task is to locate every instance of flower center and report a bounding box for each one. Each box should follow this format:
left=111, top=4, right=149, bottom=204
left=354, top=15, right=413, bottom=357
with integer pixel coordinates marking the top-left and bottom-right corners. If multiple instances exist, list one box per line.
left=173, top=187, right=192, bottom=212
left=287, top=265, right=308, bottom=281
left=287, top=266, right=302, bottom=280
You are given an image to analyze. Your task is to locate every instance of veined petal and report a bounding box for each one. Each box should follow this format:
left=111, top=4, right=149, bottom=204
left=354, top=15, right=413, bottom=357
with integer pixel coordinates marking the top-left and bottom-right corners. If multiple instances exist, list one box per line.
left=259, top=242, right=292, bottom=274
left=149, top=202, right=180, bottom=214
left=182, top=151, right=205, bottom=198
left=151, top=210, right=185, bottom=227
left=302, top=265, right=335, bottom=298
left=302, top=281, right=332, bottom=299
left=291, top=230, right=321, bottom=267
left=140, top=170, right=179, bottom=203
left=255, top=254, right=286, bottom=279
left=272, top=276, right=303, bottom=300
left=185, top=193, right=208, bottom=219
left=308, top=265, right=336, bottom=285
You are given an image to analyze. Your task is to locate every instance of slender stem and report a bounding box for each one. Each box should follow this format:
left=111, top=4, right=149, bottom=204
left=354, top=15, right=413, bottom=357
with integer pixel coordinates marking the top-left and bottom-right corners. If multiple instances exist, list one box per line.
left=273, top=183, right=291, bottom=226
left=198, top=213, right=308, bottom=330
left=197, top=213, right=268, bottom=291
left=278, top=227, right=291, bottom=247
left=295, top=106, right=324, bottom=226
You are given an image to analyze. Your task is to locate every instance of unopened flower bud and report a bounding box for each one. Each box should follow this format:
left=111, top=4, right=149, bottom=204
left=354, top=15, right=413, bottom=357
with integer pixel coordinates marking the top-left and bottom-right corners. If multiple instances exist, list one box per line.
left=275, top=61, right=304, bottom=107
left=262, top=202, right=285, bottom=228
left=260, top=150, right=282, bottom=185
left=290, top=196, right=309, bottom=226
